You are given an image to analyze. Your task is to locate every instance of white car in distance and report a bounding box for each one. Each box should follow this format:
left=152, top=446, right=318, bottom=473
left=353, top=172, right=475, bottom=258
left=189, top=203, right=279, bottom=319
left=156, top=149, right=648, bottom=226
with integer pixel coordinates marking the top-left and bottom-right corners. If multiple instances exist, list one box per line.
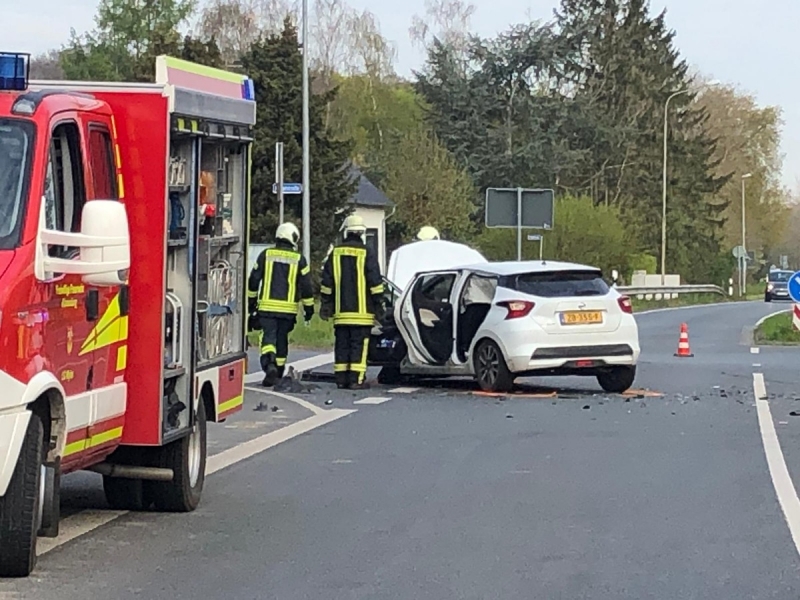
left=369, top=242, right=640, bottom=393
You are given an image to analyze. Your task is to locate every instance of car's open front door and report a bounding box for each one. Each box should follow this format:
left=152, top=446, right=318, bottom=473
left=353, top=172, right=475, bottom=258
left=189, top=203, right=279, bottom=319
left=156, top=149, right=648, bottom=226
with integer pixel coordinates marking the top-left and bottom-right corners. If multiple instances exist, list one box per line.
left=398, top=271, right=458, bottom=365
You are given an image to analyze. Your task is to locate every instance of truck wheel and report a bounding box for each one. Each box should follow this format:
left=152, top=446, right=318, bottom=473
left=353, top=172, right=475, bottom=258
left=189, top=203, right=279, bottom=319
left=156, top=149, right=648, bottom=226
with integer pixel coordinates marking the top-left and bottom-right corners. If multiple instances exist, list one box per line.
left=152, top=400, right=207, bottom=512
left=0, top=413, right=44, bottom=578
left=597, top=366, right=637, bottom=394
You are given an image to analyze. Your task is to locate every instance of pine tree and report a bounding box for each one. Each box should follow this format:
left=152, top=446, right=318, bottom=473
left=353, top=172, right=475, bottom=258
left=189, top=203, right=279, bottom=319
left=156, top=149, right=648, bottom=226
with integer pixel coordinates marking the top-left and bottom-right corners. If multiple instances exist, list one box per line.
left=240, top=19, right=356, bottom=265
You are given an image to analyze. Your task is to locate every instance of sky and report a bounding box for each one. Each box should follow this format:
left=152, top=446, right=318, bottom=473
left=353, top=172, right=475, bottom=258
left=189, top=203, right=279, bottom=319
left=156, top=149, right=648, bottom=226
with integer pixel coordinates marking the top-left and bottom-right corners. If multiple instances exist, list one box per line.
left=8, top=0, right=800, bottom=190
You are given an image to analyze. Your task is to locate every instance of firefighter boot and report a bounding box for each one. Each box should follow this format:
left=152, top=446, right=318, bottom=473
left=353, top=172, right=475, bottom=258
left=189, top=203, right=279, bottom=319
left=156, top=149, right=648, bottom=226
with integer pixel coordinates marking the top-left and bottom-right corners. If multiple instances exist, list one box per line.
left=335, top=371, right=349, bottom=390
left=348, top=370, right=370, bottom=390
left=261, top=353, right=279, bottom=387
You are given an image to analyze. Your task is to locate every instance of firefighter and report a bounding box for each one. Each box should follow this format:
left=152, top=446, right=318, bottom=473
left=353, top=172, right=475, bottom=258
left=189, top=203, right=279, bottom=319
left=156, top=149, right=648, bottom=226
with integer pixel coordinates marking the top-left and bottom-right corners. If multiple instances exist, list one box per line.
left=320, top=214, right=384, bottom=389
left=248, top=222, right=314, bottom=387
left=415, top=225, right=440, bottom=241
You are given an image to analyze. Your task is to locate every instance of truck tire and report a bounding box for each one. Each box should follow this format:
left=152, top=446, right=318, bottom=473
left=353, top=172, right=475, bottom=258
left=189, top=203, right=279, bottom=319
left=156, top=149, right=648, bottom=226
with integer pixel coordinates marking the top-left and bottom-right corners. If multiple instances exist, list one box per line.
left=151, top=400, right=207, bottom=512
left=38, top=463, right=61, bottom=538
left=0, top=413, right=44, bottom=578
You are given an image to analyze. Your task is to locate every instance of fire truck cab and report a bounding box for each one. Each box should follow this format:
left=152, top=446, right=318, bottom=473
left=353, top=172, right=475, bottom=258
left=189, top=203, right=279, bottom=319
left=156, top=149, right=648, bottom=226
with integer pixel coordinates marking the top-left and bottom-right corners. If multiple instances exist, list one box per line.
left=0, top=53, right=254, bottom=577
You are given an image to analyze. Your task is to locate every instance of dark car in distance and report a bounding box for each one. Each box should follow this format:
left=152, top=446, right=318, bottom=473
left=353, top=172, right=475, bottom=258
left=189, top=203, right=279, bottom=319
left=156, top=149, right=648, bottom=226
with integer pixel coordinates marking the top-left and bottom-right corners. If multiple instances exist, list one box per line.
left=765, top=269, right=793, bottom=302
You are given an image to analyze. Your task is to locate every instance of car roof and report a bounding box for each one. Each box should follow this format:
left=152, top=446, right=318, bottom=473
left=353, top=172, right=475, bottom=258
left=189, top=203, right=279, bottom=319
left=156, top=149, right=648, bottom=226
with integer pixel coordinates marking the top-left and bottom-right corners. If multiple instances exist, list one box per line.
left=456, top=260, right=600, bottom=277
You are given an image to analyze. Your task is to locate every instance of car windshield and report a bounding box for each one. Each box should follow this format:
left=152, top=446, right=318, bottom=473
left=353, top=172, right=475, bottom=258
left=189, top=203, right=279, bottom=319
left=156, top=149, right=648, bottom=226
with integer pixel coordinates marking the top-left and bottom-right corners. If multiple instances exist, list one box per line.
left=769, top=271, right=792, bottom=283
left=0, top=118, right=33, bottom=248
left=510, top=269, right=610, bottom=297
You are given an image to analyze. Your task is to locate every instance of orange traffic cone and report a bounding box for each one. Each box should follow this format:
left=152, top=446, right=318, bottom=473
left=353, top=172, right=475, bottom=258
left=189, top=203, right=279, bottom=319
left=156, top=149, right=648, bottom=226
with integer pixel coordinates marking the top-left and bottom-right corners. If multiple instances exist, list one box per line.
left=674, top=323, right=693, bottom=357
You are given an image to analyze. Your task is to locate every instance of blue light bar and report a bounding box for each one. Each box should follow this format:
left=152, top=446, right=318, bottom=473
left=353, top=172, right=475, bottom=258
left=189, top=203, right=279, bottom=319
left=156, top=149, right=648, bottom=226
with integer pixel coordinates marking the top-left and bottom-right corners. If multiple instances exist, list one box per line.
left=0, top=52, right=30, bottom=92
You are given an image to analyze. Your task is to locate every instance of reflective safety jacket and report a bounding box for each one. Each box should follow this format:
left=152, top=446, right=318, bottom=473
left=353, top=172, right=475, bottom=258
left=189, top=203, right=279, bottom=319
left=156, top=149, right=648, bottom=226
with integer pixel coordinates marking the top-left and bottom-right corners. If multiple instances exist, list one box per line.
left=248, top=241, right=314, bottom=318
left=320, top=236, right=383, bottom=326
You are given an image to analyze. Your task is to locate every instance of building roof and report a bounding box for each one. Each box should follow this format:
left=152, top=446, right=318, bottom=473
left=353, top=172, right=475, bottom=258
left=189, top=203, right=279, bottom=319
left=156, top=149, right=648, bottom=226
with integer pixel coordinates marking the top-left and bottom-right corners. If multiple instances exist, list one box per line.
left=349, top=167, right=394, bottom=208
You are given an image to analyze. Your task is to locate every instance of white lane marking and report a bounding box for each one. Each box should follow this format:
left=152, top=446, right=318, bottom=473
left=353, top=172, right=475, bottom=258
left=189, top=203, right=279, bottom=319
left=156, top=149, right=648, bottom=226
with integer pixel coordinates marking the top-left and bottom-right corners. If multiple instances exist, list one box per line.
left=753, top=372, right=800, bottom=559
left=38, top=396, right=353, bottom=557
left=38, top=510, right=127, bottom=556
left=635, top=300, right=755, bottom=316
left=244, top=352, right=335, bottom=385
left=354, top=397, right=391, bottom=405
left=389, top=387, right=419, bottom=394
left=751, top=347, right=760, bottom=354
left=207, top=409, right=355, bottom=475
left=245, top=386, right=323, bottom=415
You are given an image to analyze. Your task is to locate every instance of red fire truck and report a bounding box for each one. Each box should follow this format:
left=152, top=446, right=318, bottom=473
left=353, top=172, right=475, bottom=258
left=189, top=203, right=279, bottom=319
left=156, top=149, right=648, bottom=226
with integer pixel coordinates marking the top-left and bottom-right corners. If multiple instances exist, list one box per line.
left=0, top=53, right=254, bottom=576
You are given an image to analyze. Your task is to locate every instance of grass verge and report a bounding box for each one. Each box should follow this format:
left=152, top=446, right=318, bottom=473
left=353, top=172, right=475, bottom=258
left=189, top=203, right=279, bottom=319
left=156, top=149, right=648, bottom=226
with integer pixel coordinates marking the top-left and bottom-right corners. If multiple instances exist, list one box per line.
left=754, top=311, right=800, bottom=345
left=246, top=308, right=335, bottom=351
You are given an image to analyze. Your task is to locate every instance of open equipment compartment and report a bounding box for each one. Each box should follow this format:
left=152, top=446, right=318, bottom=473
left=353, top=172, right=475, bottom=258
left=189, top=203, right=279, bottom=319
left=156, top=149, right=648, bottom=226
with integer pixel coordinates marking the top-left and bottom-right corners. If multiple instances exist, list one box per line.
left=159, top=56, right=254, bottom=442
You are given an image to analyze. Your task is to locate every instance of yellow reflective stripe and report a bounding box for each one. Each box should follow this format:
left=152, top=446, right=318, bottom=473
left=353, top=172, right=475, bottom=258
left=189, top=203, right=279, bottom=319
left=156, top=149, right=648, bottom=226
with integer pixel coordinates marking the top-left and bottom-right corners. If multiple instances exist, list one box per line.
left=263, top=254, right=274, bottom=304
left=219, top=395, right=243, bottom=414
left=247, top=291, right=258, bottom=298
left=266, top=249, right=300, bottom=261
left=320, top=285, right=332, bottom=295
left=89, top=427, right=123, bottom=448
left=333, top=363, right=348, bottom=372
left=275, top=357, right=286, bottom=366
left=257, top=300, right=297, bottom=313
left=64, top=439, right=86, bottom=457
left=333, top=254, right=341, bottom=315
left=356, top=251, right=366, bottom=316
left=116, top=345, right=127, bottom=371
left=302, top=298, right=314, bottom=307
left=333, top=314, right=374, bottom=326
left=301, top=265, right=310, bottom=275
left=287, top=261, right=298, bottom=304
left=261, top=344, right=276, bottom=354
left=353, top=337, right=369, bottom=373
left=370, top=284, right=384, bottom=295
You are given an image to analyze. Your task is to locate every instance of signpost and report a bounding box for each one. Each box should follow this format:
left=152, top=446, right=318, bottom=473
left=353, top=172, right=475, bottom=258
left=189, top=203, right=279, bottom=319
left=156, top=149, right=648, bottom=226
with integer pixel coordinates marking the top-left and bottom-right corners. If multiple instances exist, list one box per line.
left=788, top=271, right=800, bottom=331
left=486, top=188, right=554, bottom=261
left=274, top=142, right=284, bottom=222
left=526, top=234, right=543, bottom=259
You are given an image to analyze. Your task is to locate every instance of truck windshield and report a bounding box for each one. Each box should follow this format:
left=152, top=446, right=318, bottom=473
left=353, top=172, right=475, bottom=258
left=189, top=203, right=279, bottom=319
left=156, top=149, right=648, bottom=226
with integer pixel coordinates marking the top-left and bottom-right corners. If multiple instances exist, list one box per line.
left=0, top=119, right=33, bottom=248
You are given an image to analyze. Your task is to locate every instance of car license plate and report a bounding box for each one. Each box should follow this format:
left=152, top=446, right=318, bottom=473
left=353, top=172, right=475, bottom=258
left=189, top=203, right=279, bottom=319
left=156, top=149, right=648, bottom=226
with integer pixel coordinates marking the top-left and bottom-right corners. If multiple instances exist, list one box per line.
left=560, top=311, right=603, bottom=325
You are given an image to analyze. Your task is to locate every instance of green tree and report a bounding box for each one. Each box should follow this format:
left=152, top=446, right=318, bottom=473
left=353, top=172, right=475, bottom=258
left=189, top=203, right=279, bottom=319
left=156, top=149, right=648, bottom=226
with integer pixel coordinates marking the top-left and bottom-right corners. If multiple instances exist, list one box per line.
left=380, top=127, right=476, bottom=243
left=240, top=19, right=356, bottom=264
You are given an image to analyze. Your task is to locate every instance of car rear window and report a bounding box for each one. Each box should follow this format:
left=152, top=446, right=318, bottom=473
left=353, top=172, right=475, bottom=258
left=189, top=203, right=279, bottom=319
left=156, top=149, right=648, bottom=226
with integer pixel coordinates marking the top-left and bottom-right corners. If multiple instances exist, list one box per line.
left=508, top=270, right=610, bottom=298
left=769, top=271, right=792, bottom=282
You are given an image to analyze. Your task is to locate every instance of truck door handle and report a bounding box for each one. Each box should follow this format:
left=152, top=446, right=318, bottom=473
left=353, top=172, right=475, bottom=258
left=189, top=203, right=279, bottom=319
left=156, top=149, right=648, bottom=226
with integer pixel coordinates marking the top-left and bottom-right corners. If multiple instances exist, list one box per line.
left=86, top=290, right=99, bottom=321
left=228, top=367, right=235, bottom=381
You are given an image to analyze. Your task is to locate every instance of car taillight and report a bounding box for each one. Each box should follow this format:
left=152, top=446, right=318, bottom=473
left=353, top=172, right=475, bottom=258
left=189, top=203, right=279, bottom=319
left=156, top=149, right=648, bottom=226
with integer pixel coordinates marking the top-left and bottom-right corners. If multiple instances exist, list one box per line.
left=617, top=296, right=633, bottom=314
left=497, top=300, right=535, bottom=319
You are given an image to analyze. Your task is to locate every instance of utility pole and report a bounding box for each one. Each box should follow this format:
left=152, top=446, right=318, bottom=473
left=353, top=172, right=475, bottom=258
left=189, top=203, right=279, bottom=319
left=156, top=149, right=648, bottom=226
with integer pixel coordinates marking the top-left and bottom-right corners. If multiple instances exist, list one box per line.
left=275, top=142, right=284, bottom=223
left=301, top=0, right=311, bottom=261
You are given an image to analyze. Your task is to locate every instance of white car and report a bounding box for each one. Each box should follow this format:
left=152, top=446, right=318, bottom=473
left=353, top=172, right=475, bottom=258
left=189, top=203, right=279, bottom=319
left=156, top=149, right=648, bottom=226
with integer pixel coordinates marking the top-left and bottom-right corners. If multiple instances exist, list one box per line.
left=369, top=241, right=640, bottom=393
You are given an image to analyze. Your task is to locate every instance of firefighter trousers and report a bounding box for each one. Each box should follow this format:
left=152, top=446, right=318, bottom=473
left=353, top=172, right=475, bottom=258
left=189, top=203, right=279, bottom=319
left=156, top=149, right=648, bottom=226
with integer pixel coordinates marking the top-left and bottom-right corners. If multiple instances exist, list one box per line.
left=259, top=314, right=295, bottom=380
left=333, top=325, right=371, bottom=387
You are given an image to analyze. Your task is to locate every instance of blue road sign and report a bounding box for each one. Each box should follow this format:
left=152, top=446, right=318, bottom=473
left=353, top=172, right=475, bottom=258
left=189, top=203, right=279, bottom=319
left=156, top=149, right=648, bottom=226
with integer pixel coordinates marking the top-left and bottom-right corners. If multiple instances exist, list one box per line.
left=272, top=183, right=302, bottom=194
left=788, top=270, right=800, bottom=303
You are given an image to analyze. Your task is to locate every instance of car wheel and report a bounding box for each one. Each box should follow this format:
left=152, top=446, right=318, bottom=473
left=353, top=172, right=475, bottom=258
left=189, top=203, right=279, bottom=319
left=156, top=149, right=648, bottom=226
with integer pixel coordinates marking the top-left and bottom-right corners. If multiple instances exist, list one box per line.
left=474, top=340, right=514, bottom=393
left=597, top=366, right=636, bottom=394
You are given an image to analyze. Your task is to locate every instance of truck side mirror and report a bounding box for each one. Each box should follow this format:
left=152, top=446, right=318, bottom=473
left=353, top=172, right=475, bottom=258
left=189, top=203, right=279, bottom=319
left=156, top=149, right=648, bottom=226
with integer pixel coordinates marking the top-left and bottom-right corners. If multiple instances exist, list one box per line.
left=35, top=199, right=131, bottom=286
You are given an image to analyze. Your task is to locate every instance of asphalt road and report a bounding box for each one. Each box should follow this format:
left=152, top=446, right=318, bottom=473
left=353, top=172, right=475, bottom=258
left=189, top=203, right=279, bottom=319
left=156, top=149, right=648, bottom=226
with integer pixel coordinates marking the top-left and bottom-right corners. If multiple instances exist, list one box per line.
left=3, top=301, right=800, bottom=599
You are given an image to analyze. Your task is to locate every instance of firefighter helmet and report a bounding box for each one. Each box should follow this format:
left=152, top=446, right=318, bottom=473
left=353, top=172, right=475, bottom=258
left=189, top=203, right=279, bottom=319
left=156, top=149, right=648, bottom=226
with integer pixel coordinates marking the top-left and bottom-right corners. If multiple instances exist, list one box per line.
left=415, top=226, right=440, bottom=241
left=275, top=222, right=300, bottom=248
left=342, top=214, right=367, bottom=240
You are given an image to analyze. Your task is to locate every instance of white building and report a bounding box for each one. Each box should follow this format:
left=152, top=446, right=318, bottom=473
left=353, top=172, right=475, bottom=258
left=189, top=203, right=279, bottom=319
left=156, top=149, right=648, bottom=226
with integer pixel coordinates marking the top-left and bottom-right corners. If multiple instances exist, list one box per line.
left=347, top=168, right=394, bottom=274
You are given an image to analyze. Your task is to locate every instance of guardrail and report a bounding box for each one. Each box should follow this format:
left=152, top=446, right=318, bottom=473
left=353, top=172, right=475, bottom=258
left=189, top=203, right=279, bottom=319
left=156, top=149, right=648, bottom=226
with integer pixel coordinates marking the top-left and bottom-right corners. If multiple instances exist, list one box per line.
left=615, top=284, right=727, bottom=297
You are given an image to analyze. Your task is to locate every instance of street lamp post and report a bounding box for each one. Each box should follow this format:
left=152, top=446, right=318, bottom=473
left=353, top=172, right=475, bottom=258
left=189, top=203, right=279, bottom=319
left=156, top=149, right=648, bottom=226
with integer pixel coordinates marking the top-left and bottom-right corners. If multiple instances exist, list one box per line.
left=741, top=172, right=752, bottom=296
left=301, top=0, right=311, bottom=262
left=661, top=89, right=689, bottom=286
left=660, top=81, right=720, bottom=286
